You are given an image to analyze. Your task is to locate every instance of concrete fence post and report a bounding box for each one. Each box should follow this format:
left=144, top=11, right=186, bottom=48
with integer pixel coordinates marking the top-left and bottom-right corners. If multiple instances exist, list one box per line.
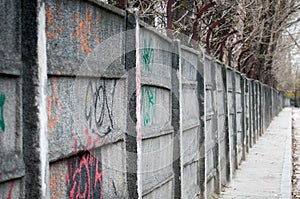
left=171, top=40, right=181, bottom=199
left=249, top=79, right=253, bottom=147
left=225, top=68, right=237, bottom=181
left=213, top=62, right=221, bottom=195
left=258, top=83, right=263, bottom=136
left=232, top=71, right=237, bottom=170
left=244, top=78, right=250, bottom=153
left=240, top=75, right=246, bottom=161
left=197, top=53, right=206, bottom=198
left=22, top=0, right=49, bottom=198
left=222, top=66, right=230, bottom=183
left=253, top=81, right=256, bottom=142
left=125, top=11, right=138, bottom=199
left=254, top=82, right=259, bottom=138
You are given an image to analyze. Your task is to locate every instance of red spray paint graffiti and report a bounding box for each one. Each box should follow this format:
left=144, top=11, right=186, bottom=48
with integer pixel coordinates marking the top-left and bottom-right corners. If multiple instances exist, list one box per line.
left=6, top=181, right=15, bottom=199
left=66, top=151, right=103, bottom=199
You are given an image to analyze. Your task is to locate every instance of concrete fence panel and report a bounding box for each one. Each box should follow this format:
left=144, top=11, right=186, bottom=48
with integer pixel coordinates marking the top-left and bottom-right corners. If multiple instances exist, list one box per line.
left=45, top=0, right=131, bottom=198
left=0, top=0, right=23, bottom=198
left=235, top=72, right=243, bottom=165
left=180, top=46, right=203, bottom=199
left=139, top=27, right=174, bottom=198
left=257, top=82, right=263, bottom=136
left=243, top=77, right=250, bottom=154
left=226, top=68, right=237, bottom=179
left=251, top=80, right=257, bottom=144
left=216, top=63, right=229, bottom=187
left=248, top=80, right=254, bottom=147
left=204, top=58, right=220, bottom=198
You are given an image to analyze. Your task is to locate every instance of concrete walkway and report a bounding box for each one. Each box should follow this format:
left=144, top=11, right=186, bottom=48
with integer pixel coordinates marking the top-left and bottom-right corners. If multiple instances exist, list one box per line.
left=219, top=108, right=292, bottom=199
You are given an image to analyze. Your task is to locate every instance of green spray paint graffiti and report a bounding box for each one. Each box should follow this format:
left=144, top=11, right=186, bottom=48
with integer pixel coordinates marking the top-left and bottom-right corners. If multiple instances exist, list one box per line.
left=142, top=87, right=156, bottom=126
left=143, top=39, right=154, bottom=73
left=0, top=93, right=5, bottom=133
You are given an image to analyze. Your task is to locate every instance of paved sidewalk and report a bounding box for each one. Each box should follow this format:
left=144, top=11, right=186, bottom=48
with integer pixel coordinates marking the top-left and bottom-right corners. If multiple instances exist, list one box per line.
left=219, top=108, right=292, bottom=199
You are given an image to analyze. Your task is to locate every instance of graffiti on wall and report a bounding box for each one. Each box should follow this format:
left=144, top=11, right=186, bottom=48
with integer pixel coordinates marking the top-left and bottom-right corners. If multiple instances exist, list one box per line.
left=46, top=0, right=101, bottom=53
left=142, top=87, right=156, bottom=126
left=49, top=151, right=103, bottom=199
left=143, top=39, right=154, bottom=73
left=50, top=162, right=65, bottom=199
left=0, top=93, right=5, bottom=133
left=50, top=133, right=103, bottom=199
left=84, top=80, right=116, bottom=137
left=47, top=78, right=122, bottom=198
left=45, top=0, right=66, bottom=39
left=6, top=181, right=14, bottom=199
left=48, top=77, right=62, bottom=131
left=66, top=151, right=103, bottom=199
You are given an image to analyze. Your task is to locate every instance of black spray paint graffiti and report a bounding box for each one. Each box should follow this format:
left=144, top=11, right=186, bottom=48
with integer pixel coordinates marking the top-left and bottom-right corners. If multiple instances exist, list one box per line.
left=66, top=151, right=103, bottom=199
left=84, top=80, right=116, bottom=136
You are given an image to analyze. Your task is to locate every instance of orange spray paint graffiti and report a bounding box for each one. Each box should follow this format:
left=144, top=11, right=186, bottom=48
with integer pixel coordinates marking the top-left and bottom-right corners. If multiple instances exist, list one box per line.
left=46, top=0, right=101, bottom=53
left=71, top=5, right=101, bottom=53
left=48, top=77, right=62, bottom=131
left=46, top=0, right=66, bottom=39
left=50, top=162, right=65, bottom=199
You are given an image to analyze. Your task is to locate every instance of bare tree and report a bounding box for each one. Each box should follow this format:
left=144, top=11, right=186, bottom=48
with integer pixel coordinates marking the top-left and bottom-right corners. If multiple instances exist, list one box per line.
left=108, top=0, right=300, bottom=88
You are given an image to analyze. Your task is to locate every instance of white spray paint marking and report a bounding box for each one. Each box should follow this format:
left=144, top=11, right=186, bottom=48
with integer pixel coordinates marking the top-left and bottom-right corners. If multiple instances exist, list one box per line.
left=135, top=14, right=143, bottom=198
left=38, top=2, right=48, bottom=197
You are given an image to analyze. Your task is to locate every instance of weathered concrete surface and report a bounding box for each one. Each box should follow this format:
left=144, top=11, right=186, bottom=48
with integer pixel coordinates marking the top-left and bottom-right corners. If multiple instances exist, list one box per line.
left=216, top=63, right=229, bottom=188
left=0, top=0, right=24, bottom=198
left=219, top=108, right=292, bottom=198
left=205, top=58, right=220, bottom=198
left=235, top=73, right=243, bottom=166
left=139, top=27, right=174, bottom=198
left=226, top=69, right=237, bottom=181
left=22, top=1, right=49, bottom=198
left=0, top=0, right=22, bottom=75
left=0, top=179, right=23, bottom=199
left=181, top=47, right=202, bottom=199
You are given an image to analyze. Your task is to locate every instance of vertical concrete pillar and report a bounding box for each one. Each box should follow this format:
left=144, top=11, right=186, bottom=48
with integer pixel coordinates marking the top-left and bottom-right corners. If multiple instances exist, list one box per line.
left=241, top=75, right=246, bottom=161
left=197, top=53, right=206, bottom=198
left=212, top=62, right=220, bottom=194
left=251, top=80, right=256, bottom=144
left=22, top=0, right=49, bottom=198
left=125, top=11, right=138, bottom=199
left=172, top=40, right=181, bottom=199
left=222, top=66, right=230, bottom=183
left=232, top=71, right=237, bottom=170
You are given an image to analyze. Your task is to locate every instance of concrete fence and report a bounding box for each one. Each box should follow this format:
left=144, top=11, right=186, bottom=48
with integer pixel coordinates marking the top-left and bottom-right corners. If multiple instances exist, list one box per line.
left=0, top=1, right=288, bottom=198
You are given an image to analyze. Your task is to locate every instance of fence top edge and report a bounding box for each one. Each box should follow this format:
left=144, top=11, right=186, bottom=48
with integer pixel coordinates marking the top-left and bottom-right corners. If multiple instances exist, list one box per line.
left=87, top=0, right=126, bottom=17
left=139, top=23, right=173, bottom=44
left=181, top=44, right=204, bottom=57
